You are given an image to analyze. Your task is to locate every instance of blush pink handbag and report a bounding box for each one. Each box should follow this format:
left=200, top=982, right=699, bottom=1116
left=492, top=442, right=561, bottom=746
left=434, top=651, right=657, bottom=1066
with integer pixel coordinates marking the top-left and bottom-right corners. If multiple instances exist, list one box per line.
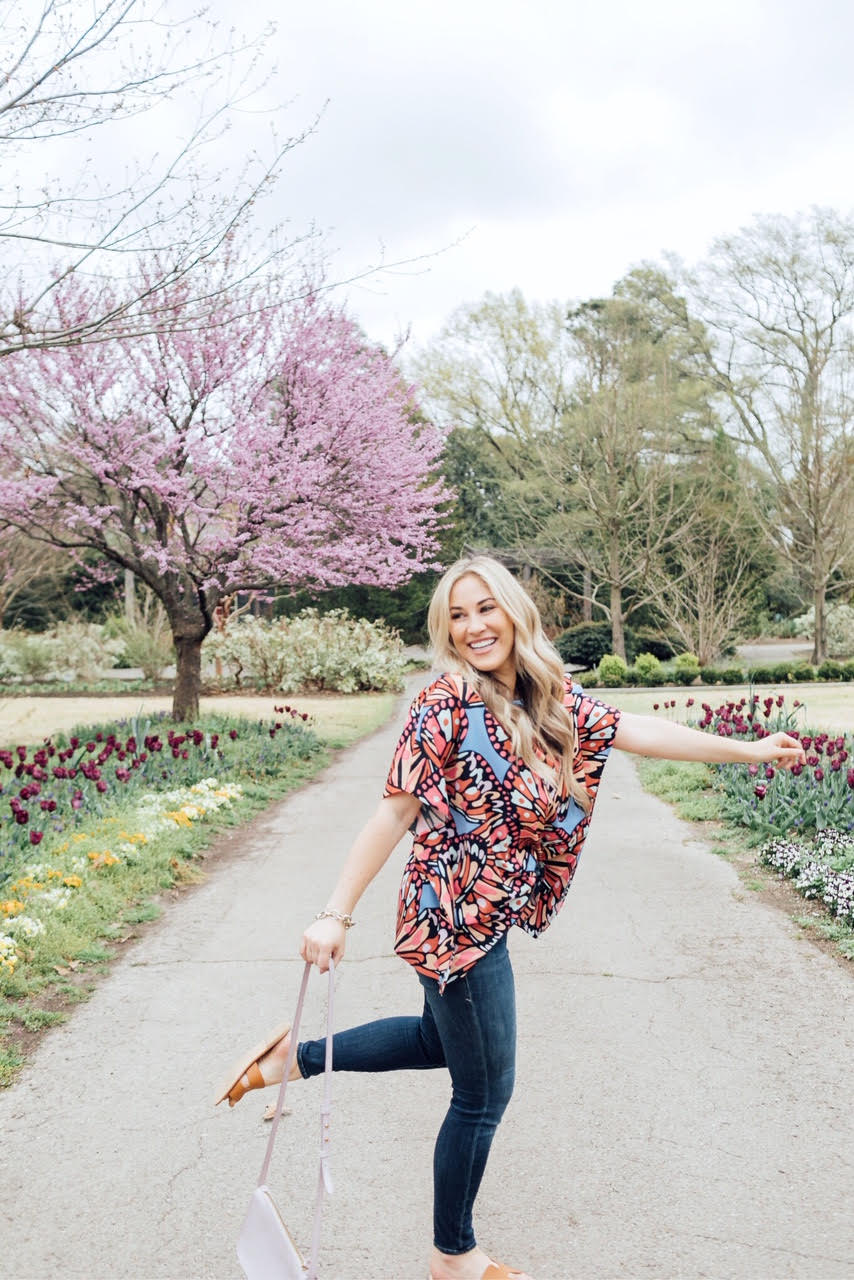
left=236, top=961, right=336, bottom=1280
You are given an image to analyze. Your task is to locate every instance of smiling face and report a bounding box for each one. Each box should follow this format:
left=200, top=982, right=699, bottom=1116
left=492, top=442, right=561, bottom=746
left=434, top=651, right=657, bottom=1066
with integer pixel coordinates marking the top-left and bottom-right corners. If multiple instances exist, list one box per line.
left=448, top=573, right=517, bottom=695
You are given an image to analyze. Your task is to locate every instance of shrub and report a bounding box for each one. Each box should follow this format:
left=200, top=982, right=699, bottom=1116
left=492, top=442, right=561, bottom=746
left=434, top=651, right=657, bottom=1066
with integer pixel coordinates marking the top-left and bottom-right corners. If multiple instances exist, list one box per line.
left=700, top=666, right=745, bottom=685
left=204, top=609, right=406, bottom=693
left=104, top=596, right=174, bottom=681
left=817, top=659, right=845, bottom=681
left=554, top=622, right=614, bottom=668
left=790, top=603, right=854, bottom=658
left=0, top=623, right=122, bottom=683
left=746, top=666, right=776, bottom=683
left=632, top=652, right=664, bottom=684
left=0, top=631, right=56, bottom=680
left=844, top=660, right=854, bottom=681
left=632, top=628, right=679, bottom=661
left=792, top=663, right=816, bottom=682
left=673, top=652, right=701, bottom=680
left=597, top=653, right=628, bottom=685
left=771, top=661, right=797, bottom=682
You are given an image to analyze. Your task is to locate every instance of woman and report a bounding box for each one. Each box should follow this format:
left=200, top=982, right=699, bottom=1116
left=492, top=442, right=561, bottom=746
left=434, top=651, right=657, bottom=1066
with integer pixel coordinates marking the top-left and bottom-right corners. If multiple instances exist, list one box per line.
left=216, top=556, right=805, bottom=1280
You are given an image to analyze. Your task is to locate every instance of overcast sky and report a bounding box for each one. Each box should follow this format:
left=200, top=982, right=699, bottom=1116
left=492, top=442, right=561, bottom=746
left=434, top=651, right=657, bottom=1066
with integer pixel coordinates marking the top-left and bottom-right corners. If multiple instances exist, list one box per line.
left=16, top=0, right=854, bottom=352
left=217, top=0, right=850, bottom=351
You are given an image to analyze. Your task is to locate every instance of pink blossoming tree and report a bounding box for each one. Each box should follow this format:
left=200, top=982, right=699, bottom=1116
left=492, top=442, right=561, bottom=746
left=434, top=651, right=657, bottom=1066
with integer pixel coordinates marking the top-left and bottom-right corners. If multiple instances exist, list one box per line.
left=0, top=270, right=448, bottom=718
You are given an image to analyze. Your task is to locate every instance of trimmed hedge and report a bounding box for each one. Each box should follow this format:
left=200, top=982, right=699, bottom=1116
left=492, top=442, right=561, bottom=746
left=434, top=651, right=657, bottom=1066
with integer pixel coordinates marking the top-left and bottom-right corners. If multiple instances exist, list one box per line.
left=555, top=622, right=678, bottom=668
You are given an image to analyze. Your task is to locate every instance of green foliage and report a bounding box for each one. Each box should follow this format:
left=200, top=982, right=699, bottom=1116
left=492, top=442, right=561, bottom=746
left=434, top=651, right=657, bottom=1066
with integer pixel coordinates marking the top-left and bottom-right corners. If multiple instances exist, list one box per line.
left=699, top=666, right=746, bottom=685
left=205, top=609, right=406, bottom=694
left=555, top=622, right=678, bottom=668
left=274, top=573, right=439, bottom=646
left=632, top=628, right=679, bottom=661
left=103, top=593, right=174, bottom=680
left=555, top=622, right=613, bottom=667
left=817, top=659, right=846, bottom=681
left=597, top=653, right=628, bottom=684
left=673, top=652, right=701, bottom=679
left=746, top=665, right=776, bottom=683
left=632, top=652, right=663, bottom=683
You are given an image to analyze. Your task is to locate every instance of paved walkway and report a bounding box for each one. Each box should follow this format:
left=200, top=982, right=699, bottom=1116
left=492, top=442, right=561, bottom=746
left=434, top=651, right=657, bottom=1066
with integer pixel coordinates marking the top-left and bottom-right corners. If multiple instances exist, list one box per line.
left=1, top=686, right=853, bottom=1280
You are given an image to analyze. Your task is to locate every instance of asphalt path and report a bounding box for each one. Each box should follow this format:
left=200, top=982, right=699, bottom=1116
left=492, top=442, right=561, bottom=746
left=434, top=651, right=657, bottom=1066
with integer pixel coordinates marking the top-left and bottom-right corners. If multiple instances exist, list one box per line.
left=1, top=682, right=852, bottom=1280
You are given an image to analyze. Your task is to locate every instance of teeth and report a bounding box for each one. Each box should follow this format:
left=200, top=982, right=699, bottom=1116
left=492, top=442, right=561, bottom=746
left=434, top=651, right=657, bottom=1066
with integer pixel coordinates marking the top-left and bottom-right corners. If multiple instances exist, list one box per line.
left=470, top=639, right=495, bottom=650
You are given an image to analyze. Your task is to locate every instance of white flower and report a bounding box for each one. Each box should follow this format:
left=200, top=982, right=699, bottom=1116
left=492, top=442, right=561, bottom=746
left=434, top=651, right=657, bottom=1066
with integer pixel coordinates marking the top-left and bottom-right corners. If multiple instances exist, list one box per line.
left=5, top=914, right=45, bottom=939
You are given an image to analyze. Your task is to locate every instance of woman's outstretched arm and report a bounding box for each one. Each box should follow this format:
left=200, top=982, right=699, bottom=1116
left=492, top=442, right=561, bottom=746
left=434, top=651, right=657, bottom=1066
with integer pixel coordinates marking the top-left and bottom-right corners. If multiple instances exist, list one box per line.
left=301, top=789, right=421, bottom=971
left=612, top=711, right=806, bottom=770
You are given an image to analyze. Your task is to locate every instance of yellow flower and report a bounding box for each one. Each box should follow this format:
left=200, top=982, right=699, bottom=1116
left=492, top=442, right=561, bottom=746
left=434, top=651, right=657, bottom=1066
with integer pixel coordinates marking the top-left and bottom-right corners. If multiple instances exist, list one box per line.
left=163, top=810, right=192, bottom=827
left=0, top=899, right=25, bottom=917
left=87, top=851, right=119, bottom=868
left=47, top=869, right=63, bottom=880
left=63, top=875, right=83, bottom=888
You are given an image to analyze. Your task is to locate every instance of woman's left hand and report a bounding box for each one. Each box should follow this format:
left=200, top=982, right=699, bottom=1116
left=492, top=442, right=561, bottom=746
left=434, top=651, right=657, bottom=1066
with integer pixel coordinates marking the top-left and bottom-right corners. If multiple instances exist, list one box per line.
left=745, top=732, right=806, bottom=770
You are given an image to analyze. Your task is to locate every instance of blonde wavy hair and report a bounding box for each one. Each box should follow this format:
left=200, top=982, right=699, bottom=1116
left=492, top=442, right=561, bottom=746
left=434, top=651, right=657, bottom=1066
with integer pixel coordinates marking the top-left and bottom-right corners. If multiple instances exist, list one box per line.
left=428, top=555, right=589, bottom=812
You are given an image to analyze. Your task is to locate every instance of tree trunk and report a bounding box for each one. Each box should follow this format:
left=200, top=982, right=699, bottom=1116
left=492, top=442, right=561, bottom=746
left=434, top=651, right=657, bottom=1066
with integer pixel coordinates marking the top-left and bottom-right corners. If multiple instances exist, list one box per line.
left=812, top=579, right=827, bottom=666
left=582, top=566, right=593, bottom=622
left=124, top=569, right=137, bottom=625
left=173, top=634, right=204, bottom=721
left=609, top=583, right=626, bottom=660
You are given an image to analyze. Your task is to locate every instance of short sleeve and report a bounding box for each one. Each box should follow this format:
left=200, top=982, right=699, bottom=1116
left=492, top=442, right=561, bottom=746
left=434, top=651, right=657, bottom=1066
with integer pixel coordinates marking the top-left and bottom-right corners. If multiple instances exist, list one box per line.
left=384, top=676, right=466, bottom=830
left=567, top=684, right=621, bottom=795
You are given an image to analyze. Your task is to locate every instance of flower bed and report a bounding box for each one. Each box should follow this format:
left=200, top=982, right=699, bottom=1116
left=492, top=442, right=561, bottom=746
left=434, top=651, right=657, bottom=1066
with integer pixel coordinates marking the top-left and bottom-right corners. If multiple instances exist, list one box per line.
left=1, top=705, right=318, bottom=867
left=760, top=829, right=854, bottom=928
left=0, top=779, right=243, bottom=977
left=691, top=693, right=853, bottom=837
left=0, top=707, right=324, bottom=1011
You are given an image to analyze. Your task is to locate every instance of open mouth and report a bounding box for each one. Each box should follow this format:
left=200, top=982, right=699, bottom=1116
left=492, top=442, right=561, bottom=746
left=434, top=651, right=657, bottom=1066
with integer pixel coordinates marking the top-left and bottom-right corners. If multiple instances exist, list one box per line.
left=468, top=638, right=497, bottom=652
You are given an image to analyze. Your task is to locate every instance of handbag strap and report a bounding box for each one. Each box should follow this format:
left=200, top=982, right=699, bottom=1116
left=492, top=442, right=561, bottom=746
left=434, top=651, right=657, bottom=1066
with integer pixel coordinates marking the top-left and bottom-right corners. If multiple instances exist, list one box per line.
left=257, top=959, right=335, bottom=1280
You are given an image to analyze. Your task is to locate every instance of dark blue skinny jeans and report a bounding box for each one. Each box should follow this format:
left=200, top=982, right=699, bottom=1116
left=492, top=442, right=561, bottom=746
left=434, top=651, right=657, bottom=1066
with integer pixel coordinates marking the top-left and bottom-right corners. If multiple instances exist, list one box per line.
left=297, top=934, right=516, bottom=1255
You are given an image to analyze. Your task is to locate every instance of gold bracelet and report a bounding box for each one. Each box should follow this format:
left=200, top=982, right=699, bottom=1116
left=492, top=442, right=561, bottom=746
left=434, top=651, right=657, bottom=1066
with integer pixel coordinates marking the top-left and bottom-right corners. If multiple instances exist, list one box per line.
left=315, top=909, right=355, bottom=929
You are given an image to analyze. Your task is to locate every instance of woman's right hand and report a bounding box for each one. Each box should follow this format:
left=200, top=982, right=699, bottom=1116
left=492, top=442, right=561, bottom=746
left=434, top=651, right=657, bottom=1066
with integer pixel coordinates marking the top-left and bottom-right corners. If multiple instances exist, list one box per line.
left=300, top=916, right=347, bottom=972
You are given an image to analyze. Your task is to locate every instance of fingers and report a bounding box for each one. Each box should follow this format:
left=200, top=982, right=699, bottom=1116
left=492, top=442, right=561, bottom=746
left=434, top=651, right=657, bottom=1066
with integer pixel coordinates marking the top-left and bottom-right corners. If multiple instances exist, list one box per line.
left=299, top=930, right=344, bottom=972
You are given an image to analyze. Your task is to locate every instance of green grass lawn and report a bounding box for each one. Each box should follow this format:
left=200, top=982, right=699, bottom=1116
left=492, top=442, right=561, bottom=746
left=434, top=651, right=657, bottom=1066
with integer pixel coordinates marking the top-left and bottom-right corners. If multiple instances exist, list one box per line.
left=0, top=689, right=398, bottom=751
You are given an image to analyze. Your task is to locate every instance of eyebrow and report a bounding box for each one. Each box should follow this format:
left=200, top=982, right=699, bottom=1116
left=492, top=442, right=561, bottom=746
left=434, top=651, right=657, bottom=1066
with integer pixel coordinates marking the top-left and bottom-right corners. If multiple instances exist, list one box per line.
left=451, top=596, right=495, bottom=610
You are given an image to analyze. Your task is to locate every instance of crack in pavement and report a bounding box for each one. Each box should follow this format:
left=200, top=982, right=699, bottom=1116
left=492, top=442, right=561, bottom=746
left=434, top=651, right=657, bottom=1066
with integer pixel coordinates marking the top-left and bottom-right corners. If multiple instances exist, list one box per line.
left=677, top=1230, right=853, bottom=1267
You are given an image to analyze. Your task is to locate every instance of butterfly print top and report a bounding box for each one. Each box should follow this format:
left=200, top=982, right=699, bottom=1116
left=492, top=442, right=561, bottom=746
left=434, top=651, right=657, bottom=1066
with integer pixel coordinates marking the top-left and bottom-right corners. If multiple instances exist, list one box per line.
left=384, top=673, right=621, bottom=989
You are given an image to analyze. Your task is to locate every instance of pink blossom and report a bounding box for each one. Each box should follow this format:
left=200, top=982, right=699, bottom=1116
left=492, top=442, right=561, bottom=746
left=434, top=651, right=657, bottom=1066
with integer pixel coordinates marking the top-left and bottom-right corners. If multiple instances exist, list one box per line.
left=0, top=274, right=450, bottom=719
